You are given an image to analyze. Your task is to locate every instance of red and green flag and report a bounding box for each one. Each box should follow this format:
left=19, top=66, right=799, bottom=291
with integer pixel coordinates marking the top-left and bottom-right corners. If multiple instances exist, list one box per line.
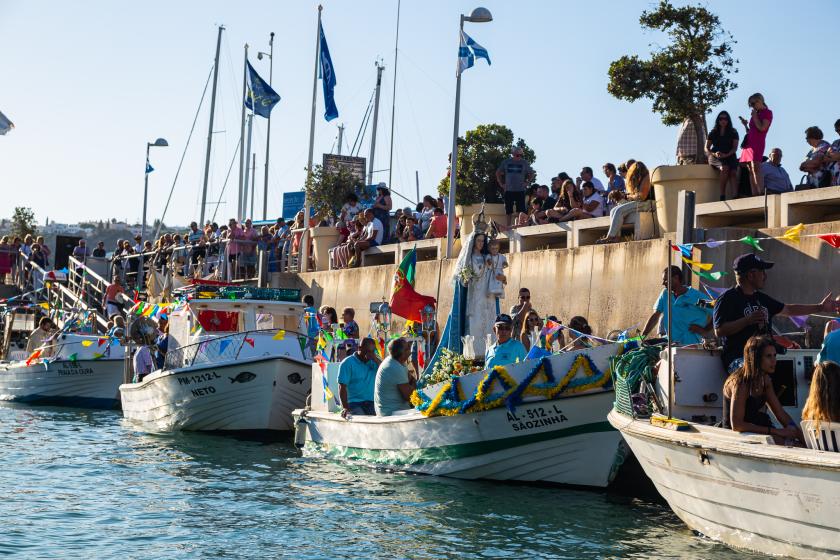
left=389, top=248, right=436, bottom=323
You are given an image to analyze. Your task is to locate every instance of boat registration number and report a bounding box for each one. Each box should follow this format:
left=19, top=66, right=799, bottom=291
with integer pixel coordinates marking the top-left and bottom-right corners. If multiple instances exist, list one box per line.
left=506, top=404, right=569, bottom=432
left=177, top=371, right=221, bottom=386
left=57, top=362, right=94, bottom=376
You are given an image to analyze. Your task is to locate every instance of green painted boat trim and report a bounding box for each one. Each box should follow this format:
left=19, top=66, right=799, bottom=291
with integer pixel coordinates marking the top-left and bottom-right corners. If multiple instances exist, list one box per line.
left=306, top=421, right=615, bottom=466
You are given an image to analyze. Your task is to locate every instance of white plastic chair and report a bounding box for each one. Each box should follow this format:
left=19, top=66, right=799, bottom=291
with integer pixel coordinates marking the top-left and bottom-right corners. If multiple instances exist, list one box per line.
left=801, top=420, right=840, bottom=452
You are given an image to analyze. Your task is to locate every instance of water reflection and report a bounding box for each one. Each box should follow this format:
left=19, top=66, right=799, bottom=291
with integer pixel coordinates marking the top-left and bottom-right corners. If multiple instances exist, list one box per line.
left=0, top=403, right=767, bottom=559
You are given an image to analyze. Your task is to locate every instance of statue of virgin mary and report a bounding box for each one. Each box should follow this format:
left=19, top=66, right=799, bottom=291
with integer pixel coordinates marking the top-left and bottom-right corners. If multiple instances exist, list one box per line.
left=452, top=214, right=500, bottom=357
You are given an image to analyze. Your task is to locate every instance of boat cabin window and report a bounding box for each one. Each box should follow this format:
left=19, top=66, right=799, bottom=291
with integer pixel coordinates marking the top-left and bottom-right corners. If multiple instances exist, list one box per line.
left=197, top=310, right=240, bottom=332
left=255, top=312, right=298, bottom=332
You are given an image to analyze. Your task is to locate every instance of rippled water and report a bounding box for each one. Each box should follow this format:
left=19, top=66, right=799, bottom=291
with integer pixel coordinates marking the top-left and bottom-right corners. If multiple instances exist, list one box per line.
left=0, top=403, right=770, bottom=559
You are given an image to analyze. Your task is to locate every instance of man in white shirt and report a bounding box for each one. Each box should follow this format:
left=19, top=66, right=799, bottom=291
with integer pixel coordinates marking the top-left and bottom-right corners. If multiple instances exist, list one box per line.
left=351, top=209, right=384, bottom=267
left=575, top=167, right=604, bottom=192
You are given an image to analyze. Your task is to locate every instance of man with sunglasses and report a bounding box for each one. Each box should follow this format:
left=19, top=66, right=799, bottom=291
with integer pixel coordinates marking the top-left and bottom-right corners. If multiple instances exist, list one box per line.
left=509, top=287, right=536, bottom=336
left=485, top=314, right=527, bottom=369
left=713, top=254, right=838, bottom=373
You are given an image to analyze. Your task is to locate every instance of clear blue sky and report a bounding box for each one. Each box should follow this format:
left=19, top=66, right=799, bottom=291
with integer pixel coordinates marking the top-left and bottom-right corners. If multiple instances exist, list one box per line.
left=2, top=0, right=839, bottom=226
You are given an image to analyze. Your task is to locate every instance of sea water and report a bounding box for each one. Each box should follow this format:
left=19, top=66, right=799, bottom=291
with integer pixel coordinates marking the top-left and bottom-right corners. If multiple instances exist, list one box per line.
left=0, top=403, right=768, bottom=559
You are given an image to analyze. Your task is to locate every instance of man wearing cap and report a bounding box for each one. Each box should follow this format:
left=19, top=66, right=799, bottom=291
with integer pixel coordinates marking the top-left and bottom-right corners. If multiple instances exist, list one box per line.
left=496, top=147, right=535, bottom=226
left=714, top=254, right=837, bottom=372
left=485, top=314, right=527, bottom=369
left=642, top=266, right=712, bottom=345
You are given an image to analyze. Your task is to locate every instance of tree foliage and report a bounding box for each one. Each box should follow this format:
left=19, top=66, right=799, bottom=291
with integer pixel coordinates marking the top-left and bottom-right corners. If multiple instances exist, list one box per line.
left=304, top=165, right=364, bottom=219
left=11, top=207, right=37, bottom=238
left=607, top=1, right=738, bottom=162
left=438, top=124, right=536, bottom=206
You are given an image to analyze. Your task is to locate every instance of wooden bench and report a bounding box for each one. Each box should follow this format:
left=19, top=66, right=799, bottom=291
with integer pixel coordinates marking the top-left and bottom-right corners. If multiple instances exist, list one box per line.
left=361, top=243, right=398, bottom=267
left=780, top=186, right=840, bottom=227
left=694, top=195, right=780, bottom=229
left=505, top=223, right=573, bottom=252
left=572, top=211, right=656, bottom=247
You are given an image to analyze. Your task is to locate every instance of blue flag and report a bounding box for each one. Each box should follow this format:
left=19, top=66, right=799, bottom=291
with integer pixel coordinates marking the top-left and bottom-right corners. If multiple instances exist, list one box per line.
left=245, top=61, right=281, bottom=118
left=319, top=22, right=339, bottom=122
left=145, top=159, right=154, bottom=174
left=0, top=110, right=13, bottom=135
left=458, top=31, right=491, bottom=74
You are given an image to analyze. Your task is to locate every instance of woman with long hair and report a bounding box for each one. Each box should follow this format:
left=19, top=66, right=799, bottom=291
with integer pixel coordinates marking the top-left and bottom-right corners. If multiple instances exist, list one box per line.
left=706, top=110, right=740, bottom=200
left=519, top=310, right=542, bottom=352
left=738, top=93, right=773, bottom=196
left=723, top=335, right=802, bottom=444
left=597, top=161, right=651, bottom=244
left=801, top=361, right=840, bottom=425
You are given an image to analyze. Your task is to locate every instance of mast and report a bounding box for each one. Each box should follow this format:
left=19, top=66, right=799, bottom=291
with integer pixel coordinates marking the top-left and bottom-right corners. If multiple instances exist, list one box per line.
left=262, top=32, right=275, bottom=221
left=238, top=43, right=249, bottom=220
left=336, top=124, right=344, bottom=155
left=199, top=25, right=224, bottom=226
left=243, top=113, right=254, bottom=218
left=386, top=0, right=401, bottom=190
left=250, top=153, right=256, bottom=219
left=367, top=61, right=384, bottom=185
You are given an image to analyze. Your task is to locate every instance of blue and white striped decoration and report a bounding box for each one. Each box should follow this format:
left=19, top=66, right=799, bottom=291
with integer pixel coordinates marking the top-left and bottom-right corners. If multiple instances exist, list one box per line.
left=458, top=31, right=491, bottom=74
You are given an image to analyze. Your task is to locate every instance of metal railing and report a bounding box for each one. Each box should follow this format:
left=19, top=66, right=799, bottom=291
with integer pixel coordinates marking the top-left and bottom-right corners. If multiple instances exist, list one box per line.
left=162, top=328, right=309, bottom=371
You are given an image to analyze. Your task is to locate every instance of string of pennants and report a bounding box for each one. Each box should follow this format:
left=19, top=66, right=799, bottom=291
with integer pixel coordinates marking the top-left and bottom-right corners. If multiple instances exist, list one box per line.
left=671, top=224, right=840, bottom=282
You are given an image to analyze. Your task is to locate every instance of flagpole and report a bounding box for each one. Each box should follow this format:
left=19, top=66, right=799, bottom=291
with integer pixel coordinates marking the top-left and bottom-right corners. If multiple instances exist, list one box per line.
left=367, top=60, right=384, bottom=185
left=243, top=112, right=255, bottom=218
left=302, top=5, right=323, bottom=272
left=445, top=16, right=466, bottom=259
left=251, top=152, right=256, bottom=219
left=238, top=43, right=249, bottom=221
left=386, top=0, right=401, bottom=191
left=200, top=25, right=224, bottom=227
left=263, top=31, right=275, bottom=221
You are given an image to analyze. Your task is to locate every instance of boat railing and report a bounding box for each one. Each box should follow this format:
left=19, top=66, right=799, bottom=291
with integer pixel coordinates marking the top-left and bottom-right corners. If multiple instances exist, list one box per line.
left=163, top=328, right=310, bottom=370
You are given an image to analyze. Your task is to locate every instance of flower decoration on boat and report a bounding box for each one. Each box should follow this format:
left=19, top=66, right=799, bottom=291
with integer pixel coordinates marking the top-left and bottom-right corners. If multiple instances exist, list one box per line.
left=411, top=354, right=612, bottom=417
left=420, top=348, right=481, bottom=387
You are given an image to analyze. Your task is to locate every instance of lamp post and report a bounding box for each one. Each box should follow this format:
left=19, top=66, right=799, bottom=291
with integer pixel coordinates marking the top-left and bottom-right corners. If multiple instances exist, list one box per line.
left=142, top=138, right=169, bottom=243
left=445, top=7, right=492, bottom=259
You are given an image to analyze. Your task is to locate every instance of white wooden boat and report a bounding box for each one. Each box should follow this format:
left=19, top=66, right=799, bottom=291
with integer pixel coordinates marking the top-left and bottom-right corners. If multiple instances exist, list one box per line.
left=294, top=343, right=627, bottom=487
left=0, top=332, right=125, bottom=409
left=609, top=346, right=839, bottom=559
left=120, top=291, right=311, bottom=433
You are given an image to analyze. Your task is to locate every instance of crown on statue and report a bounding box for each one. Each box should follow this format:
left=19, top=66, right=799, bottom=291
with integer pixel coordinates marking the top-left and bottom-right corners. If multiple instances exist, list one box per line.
left=471, top=201, right=497, bottom=239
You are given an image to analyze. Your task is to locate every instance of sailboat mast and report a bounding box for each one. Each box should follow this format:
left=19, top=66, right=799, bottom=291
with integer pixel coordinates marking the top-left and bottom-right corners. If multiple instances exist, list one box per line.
left=386, top=0, right=401, bottom=192
left=367, top=61, right=384, bottom=185
left=238, top=43, right=249, bottom=220
left=199, top=25, right=224, bottom=226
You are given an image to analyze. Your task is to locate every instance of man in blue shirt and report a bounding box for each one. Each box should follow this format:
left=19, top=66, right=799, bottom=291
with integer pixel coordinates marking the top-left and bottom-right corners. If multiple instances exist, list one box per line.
left=642, top=266, right=713, bottom=345
left=485, top=314, right=527, bottom=369
left=338, top=337, right=379, bottom=417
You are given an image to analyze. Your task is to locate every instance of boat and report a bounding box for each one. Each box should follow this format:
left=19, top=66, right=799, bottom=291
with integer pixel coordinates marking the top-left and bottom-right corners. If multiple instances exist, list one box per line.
left=294, top=341, right=629, bottom=488
left=0, top=309, right=126, bottom=409
left=119, top=285, right=312, bottom=434
left=608, top=344, right=840, bottom=559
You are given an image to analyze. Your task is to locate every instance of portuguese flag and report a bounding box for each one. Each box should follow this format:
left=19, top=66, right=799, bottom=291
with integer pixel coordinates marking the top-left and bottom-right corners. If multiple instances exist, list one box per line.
left=389, top=248, right=436, bottom=322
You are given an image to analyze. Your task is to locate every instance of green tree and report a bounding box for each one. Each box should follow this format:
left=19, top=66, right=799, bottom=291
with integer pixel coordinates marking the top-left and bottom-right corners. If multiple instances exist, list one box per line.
left=304, top=165, right=364, bottom=219
left=607, top=1, right=738, bottom=163
left=438, top=124, right=536, bottom=206
left=11, top=207, right=37, bottom=238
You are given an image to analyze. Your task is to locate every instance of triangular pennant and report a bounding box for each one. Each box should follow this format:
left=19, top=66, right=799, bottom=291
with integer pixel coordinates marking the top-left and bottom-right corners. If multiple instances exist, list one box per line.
left=68, top=353, right=78, bottom=362
left=81, top=340, right=94, bottom=347
left=219, top=340, right=231, bottom=354
left=677, top=243, right=693, bottom=258
left=244, top=337, right=255, bottom=347
left=705, top=238, right=726, bottom=248
left=98, top=338, right=107, bottom=347
left=681, top=257, right=714, bottom=271
left=780, top=223, right=804, bottom=244
left=272, top=330, right=286, bottom=340
left=691, top=268, right=728, bottom=281
left=26, top=349, right=42, bottom=366
left=818, top=234, right=840, bottom=249
left=738, top=236, right=764, bottom=251
left=92, top=353, right=105, bottom=360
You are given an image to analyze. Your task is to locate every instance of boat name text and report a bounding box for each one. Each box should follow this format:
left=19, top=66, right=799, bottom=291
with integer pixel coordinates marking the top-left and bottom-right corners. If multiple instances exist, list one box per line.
left=506, top=405, right=569, bottom=431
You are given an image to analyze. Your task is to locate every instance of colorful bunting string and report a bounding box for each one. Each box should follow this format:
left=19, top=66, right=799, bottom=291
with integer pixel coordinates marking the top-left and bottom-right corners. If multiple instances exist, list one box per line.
left=819, top=234, right=840, bottom=249
left=244, top=337, right=255, bottom=347
left=81, top=340, right=94, bottom=347
left=272, top=330, right=286, bottom=340
left=780, top=223, right=804, bottom=244
left=681, top=257, right=713, bottom=271
left=691, top=269, right=728, bottom=281
left=739, top=236, right=763, bottom=251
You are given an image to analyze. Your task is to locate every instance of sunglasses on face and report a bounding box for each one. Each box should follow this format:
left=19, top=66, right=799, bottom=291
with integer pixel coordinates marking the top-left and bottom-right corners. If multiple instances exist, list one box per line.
left=519, top=295, right=530, bottom=300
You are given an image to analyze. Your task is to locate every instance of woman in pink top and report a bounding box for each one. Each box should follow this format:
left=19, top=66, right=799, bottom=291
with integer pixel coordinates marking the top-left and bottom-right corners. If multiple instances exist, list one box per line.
left=739, top=93, right=773, bottom=196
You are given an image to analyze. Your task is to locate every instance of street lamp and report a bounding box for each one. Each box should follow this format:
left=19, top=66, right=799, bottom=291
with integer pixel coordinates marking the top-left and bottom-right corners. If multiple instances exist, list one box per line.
left=141, top=137, right=168, bottom=245
left=446, top=7, right=492, bottom=259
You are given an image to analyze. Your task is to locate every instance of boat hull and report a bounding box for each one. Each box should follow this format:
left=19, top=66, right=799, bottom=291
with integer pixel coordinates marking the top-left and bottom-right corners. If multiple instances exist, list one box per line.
left=119, top=356, right=310, bottom=433
left=608, top=409, right=840, bottom=559
left=0, top=359, right=124, bottom=409
left=296, top=390, right=625, bottom=488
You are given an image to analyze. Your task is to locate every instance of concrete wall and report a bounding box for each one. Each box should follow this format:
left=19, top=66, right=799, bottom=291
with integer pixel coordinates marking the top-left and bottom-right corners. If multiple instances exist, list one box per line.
left=276, top=236, right=674, bottom=338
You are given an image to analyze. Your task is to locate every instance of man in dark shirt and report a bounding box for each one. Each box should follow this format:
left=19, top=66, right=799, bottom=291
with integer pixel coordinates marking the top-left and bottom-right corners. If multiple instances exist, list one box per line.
left=713, top=254, right=837, bottom=372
